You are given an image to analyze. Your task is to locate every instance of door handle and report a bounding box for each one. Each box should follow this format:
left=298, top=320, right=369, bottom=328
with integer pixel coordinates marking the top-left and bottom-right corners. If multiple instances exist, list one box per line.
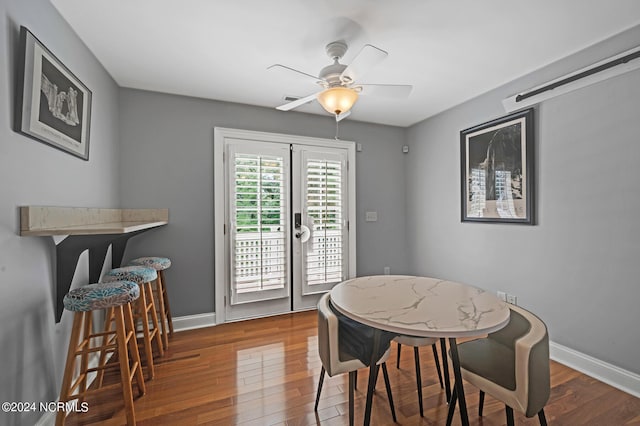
left=295, top=225, right=311, bottom=242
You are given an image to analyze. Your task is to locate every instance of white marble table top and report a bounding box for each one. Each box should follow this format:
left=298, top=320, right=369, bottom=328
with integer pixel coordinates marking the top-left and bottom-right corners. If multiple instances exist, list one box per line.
left=330, top=275, right=510, bottom=338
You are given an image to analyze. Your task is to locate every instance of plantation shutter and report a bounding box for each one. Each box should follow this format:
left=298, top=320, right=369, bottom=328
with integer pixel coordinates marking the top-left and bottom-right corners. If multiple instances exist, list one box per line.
left=302, top=151, right=347, bottom=291
left=228, top=142, right=290, bottom=304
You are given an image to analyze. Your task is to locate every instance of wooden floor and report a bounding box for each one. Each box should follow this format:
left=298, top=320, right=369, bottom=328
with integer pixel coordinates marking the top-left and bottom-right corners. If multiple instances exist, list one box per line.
left=65, top=310, right=640, bottom=425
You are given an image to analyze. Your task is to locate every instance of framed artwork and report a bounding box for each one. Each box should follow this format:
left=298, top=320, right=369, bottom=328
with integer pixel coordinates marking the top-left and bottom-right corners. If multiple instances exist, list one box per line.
left=460, top=108, right=534, bottom=224
left=15, top=26, right=92, bottom=160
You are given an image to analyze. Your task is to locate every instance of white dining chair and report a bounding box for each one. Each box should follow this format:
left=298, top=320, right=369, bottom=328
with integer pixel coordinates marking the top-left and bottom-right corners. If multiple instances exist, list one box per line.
left=450, top=304, right=550, bottom=426
left=315, top=293, right=396, bottom=425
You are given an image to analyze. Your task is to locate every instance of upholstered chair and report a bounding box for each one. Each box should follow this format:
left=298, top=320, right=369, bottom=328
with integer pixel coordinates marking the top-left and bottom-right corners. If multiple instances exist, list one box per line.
left=315, top=293, right=396, bottom=425
left=453, top=304, right=550, bottom=426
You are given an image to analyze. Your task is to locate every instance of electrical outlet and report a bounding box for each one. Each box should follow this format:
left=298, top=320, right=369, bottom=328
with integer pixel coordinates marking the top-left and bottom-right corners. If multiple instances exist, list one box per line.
left=497, top=291, right=507, bottom=301
left=383, top=266, right=390, bottom=275
left=506, top=294, right=517, bottom=305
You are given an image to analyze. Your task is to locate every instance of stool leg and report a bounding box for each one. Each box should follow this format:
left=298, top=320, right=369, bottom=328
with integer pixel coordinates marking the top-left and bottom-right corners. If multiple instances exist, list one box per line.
left=144, top=281, right=164, bottom=356
left=414, top=346, right=424, bottom=417
left=136, top=283, right=156, bottom=380
left=114, top=305, right=138, bottom=426
left=153, top=276, right=169, bottom=349
left=96, top=307, right=116, bottom=387
left=160, top=271, right=174, bottom=336
left=56, top=312, right=84, bottom=426
left=78, top=311, right=93, bottom=403
left=432, top=343, right=444, bottom=389
left=381, top=362, right=397, bottom=422
left=123, top=301, right=146, bottom=397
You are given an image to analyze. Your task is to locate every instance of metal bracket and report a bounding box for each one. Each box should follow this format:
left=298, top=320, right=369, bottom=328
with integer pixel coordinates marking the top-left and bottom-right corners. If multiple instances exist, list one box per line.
left=53, top=229, right=154, bottom=322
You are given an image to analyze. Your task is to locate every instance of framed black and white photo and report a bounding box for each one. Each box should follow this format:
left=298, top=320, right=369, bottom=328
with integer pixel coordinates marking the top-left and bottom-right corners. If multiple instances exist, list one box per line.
left=15, top=26, right=92, bottom=160
left=460, top=108, right=534, bottom=224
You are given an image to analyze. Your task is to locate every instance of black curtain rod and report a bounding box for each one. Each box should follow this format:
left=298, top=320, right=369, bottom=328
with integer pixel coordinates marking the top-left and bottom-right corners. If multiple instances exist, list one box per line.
left=516, top=49, right=640, bottom=102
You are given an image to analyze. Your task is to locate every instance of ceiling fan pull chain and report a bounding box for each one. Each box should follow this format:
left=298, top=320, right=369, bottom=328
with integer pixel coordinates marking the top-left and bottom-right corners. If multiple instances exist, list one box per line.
left=334, top=115, right=340, bottom=140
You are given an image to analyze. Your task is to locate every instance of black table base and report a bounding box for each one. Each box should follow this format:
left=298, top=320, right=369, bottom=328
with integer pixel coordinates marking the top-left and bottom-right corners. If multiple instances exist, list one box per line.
left=362, top=332, right=470, bottom=426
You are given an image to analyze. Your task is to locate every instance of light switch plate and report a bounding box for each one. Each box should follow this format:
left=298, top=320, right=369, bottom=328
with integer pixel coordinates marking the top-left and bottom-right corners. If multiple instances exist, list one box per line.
left=365, top=211, right=378, bottom=222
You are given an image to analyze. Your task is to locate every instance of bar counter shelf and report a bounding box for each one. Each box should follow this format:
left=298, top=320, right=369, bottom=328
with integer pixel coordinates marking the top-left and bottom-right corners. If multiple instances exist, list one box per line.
left=20, top=206, right=169, bottom=322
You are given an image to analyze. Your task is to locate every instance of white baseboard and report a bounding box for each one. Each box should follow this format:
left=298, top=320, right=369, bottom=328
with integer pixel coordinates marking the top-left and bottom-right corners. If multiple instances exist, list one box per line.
left=550, top=341, right=640, bottom=398
left=172, top=312, right=217, bottom=332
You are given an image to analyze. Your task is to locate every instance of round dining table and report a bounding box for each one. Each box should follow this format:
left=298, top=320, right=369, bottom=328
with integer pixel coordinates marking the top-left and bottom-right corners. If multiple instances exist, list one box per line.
left=330, top=275, right=510, bottom=426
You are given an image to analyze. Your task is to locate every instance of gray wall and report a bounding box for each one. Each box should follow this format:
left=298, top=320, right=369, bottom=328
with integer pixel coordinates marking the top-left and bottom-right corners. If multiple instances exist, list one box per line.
left=405, top=25, right=640, bottom=375
left=0, top=1, right=121, bottom=425
left=2, top=4, right=636, bottom=422
left=118, top=89, right=409, bottom=316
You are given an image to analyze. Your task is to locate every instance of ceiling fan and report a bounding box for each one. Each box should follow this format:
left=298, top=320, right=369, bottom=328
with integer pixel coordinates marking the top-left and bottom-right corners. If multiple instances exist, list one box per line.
left=268, top=40, right=412, bottom=121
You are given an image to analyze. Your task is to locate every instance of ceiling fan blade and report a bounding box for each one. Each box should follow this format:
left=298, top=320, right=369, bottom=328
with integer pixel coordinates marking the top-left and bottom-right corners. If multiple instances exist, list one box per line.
left=276, top=92, right=320, bottom=111
left=267, top=64, right=320, bottom=82
left=358, top=84, right=413, bottom=98
left=340, top=44, right=388, bottom=83
left=335, top=111, right=351, bottom=122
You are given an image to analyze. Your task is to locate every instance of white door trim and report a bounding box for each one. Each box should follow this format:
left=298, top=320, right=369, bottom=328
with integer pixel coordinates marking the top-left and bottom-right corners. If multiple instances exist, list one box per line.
left=214, top=127, right=356, bottom=324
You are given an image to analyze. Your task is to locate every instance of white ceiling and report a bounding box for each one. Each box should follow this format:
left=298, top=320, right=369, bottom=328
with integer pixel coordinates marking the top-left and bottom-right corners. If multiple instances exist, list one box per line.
left=51, top=0, right=640, bottom=127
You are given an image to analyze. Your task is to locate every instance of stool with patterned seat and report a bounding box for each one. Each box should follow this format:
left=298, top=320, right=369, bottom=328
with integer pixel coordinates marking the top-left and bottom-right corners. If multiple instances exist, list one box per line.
left=57, top=281, right=145, bottom=426
left=102, top=266, right=163, bottom=379
left=129, top=256, right=173, bottom=347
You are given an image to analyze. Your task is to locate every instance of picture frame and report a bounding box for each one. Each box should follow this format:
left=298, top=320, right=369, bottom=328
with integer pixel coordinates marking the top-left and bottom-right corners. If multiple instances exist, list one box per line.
left=15, top=26, right=92, bottom=160
left=460, top=108, right=534, bottom=224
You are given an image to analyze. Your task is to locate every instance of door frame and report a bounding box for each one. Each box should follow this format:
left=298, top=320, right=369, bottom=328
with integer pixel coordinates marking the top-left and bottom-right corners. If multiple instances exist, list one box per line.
left=213, top=127, right=356, bottom=324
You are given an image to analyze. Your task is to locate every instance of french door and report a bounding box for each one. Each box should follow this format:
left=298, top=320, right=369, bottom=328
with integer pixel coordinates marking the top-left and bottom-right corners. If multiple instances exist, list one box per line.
left=214, top=128, right=356, bottom=323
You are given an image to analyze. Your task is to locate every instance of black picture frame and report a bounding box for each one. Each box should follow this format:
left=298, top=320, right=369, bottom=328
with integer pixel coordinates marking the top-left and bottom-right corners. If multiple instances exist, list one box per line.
left=460, top=108, right=534, bottom=224
left=15, top=26, right=92, bottom=160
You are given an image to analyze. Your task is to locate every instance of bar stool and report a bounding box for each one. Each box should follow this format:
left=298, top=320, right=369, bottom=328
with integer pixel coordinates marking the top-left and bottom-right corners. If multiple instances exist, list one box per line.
left=102, top=265, right=163, bottom=379
left=129, top=256, right=173, bottom=348
left=394, top=335, right=445, bottom=417
left=57, top=281, right=145, bottom=426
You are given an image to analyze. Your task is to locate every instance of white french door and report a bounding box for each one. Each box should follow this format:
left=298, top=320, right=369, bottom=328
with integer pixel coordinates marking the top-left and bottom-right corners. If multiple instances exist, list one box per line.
left=292, top=146, right=349, bottom=310
left=214, top=128, right=355, bottom=323
left=227, top=141, right=291, bottom=316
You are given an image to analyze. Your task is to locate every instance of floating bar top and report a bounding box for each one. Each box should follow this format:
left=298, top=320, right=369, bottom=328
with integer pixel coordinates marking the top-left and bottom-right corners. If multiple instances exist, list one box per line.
left=20, top=206, right=169, bottom=236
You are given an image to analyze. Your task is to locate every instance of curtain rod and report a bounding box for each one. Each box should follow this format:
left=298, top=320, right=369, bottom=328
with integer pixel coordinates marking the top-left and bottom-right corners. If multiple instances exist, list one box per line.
left=516, top=49, right=640, bottom=102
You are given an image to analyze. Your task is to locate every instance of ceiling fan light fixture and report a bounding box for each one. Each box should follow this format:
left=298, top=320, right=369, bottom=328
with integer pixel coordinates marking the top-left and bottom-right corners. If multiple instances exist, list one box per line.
left=317, top=87, right=359, bottom=115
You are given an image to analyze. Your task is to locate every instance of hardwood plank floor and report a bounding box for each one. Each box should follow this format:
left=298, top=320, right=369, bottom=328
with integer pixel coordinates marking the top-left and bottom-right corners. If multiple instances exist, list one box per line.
left=64, top=310, right=640, bottom=425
